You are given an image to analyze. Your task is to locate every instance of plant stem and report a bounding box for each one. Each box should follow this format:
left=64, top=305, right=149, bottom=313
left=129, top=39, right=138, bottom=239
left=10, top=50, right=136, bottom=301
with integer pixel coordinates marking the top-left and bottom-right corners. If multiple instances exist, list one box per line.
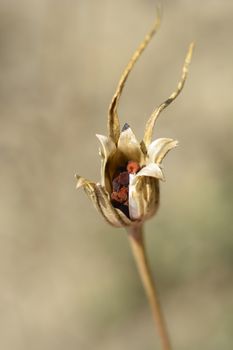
left=127, top=224, right=172, bottom=350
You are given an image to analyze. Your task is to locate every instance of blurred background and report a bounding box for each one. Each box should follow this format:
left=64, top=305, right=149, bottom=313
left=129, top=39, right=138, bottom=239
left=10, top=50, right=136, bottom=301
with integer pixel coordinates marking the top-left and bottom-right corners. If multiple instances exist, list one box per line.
left=0, top=0, right=233, bottom=349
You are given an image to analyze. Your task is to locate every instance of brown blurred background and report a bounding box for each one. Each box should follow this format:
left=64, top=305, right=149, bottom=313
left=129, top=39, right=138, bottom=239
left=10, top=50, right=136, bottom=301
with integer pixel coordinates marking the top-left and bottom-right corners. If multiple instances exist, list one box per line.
left=0, top=0, right=233, bottom=349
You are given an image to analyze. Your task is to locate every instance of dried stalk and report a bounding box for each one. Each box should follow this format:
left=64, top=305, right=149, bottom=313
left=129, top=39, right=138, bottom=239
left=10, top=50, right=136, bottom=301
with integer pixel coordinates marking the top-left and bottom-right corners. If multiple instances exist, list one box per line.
left=127, top=225, right=171, bottom=350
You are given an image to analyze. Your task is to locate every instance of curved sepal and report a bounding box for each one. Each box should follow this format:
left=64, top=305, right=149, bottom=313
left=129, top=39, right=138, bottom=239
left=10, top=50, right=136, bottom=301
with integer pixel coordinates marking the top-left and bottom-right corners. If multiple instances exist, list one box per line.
left=75, top=175, right=131, bottom=227
left=108, top=11, right=161, bottom=144
left=143, top=42, right=194, bottom=147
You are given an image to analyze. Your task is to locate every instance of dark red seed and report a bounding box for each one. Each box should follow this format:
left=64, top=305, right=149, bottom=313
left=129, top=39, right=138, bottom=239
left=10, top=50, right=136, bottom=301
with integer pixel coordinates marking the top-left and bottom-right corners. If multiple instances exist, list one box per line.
left=111, top=187, right=128, bottom=204
left=112, top=175, right=121, bottom=191
left=119, top=171, right=129, bottom=186
left=127, top=161, right=140, bottom=174
left=111, top=164, right=132, bottom=218
left=118, top=186, right=128, bottom=202
left=111, top=191, right=119, bottom=202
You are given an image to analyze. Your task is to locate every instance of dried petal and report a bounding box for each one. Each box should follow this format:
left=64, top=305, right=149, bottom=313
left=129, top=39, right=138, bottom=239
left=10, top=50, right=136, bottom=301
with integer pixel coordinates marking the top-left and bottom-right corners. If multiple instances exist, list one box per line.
left=147, top=138, right=178, bottom=164
left=96, top=134, right=116, bottom=190
left=128, top=175, right=160, bottom=221
left=133, top=163, right=165, bottom=184
left=117, top=124, right=143, bottom=162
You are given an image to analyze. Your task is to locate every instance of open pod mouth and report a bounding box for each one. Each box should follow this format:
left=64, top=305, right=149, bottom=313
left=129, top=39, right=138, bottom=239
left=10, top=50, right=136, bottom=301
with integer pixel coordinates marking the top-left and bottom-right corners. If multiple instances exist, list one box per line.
left=100, top=123, right=145, bottom=194
left=101, top=124, right=165, bottom=220
left=109, top=159, right=142, bottom=218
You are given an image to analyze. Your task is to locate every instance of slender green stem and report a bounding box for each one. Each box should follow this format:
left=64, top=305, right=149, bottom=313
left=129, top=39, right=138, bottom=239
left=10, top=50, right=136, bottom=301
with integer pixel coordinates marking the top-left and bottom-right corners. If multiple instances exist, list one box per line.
left=127, top=224, right=172, bottom=350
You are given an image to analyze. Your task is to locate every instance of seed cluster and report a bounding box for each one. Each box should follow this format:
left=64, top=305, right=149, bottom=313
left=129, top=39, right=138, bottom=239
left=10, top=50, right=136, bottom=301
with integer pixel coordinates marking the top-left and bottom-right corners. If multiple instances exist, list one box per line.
left=111, top=161, right=141, bottom=217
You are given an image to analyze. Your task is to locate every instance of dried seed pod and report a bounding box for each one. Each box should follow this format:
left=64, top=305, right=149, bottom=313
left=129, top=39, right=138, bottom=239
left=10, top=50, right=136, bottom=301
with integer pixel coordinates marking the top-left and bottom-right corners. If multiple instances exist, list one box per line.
left=76, top=15, right=194, bottom=227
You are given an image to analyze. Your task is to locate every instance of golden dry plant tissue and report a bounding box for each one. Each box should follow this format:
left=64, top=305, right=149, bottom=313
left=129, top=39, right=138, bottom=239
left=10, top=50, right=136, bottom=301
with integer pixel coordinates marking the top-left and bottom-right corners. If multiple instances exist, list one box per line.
left=75, top=14, right=194, bottom=228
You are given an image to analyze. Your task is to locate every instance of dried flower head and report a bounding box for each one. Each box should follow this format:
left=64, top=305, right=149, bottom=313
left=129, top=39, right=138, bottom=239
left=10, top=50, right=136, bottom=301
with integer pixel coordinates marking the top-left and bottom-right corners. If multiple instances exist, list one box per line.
left=76, top=15, right=194, bottom=228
